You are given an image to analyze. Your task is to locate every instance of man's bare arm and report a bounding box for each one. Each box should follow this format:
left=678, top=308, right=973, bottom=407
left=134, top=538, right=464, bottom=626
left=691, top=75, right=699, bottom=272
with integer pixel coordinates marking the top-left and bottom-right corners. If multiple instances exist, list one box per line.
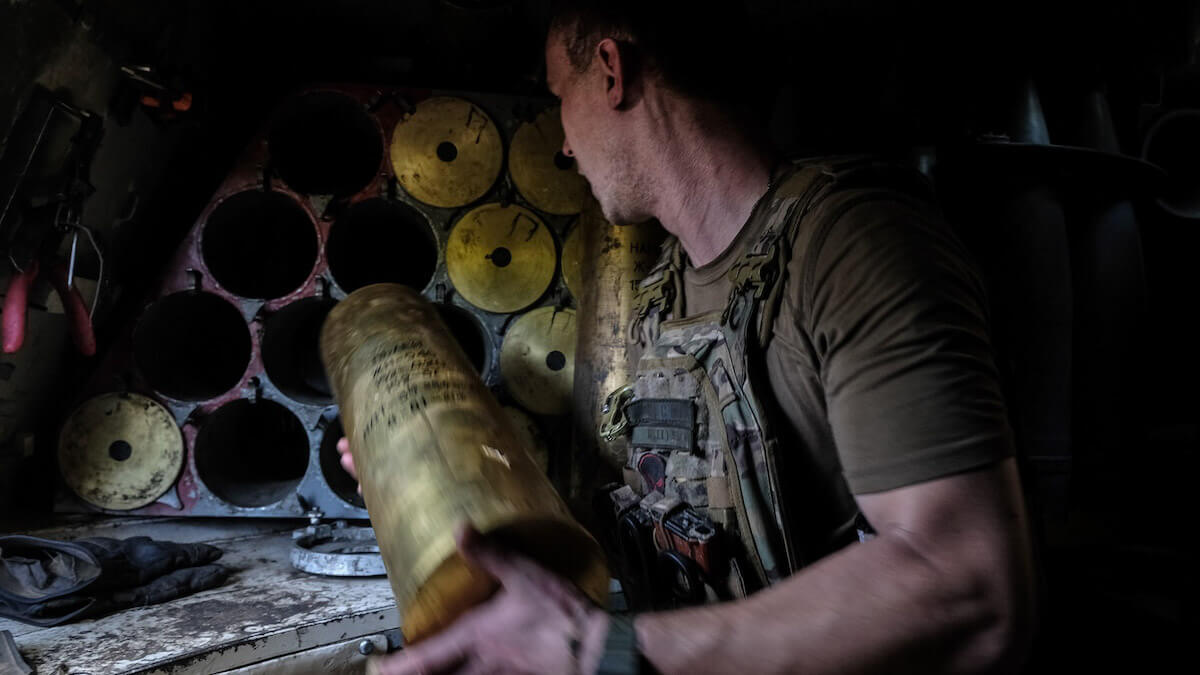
left=638, top=457, right=1036, bottom=674
left=336, top=441, right=1035, bottom=675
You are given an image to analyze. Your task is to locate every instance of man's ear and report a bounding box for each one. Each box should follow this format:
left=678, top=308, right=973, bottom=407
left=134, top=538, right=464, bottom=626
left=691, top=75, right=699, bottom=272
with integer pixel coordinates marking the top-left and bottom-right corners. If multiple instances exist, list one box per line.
left=595, top=38, right=632, bottom=109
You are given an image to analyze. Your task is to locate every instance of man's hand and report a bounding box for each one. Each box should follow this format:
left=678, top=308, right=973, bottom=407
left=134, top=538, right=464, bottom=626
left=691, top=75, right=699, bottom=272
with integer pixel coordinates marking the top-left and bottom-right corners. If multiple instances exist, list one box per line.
left=368, top=525, right=611, bottom=675
left=336, top=438, right=612, bottom=674
left=335, top=437, right=361, bottom=493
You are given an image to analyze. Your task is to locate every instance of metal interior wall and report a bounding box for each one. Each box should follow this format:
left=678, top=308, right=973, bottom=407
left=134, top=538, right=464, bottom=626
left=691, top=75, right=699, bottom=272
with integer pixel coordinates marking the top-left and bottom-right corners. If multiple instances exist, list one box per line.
left=55, top=85, right=584, bottom=519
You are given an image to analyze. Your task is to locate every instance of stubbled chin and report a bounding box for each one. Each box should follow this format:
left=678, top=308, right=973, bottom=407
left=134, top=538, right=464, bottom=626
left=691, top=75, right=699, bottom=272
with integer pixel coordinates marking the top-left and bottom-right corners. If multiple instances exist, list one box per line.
left=598, top=202, right=626, bottom=226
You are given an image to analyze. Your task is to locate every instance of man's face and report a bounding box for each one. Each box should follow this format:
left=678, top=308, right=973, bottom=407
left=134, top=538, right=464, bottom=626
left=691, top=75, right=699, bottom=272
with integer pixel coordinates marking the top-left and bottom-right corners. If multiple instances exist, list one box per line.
left=545, top=30, right=646, bottom=224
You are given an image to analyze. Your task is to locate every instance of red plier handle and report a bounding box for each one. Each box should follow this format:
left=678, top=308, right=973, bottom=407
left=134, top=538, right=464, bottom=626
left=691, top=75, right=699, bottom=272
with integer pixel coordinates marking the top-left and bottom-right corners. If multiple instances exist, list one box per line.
left=2, top=259, right=96, bottom=356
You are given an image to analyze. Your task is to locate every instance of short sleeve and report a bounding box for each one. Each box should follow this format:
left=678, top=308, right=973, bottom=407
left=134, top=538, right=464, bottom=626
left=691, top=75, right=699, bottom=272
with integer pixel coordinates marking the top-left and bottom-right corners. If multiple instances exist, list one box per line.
left=802, top=191, right=1015, bottom=494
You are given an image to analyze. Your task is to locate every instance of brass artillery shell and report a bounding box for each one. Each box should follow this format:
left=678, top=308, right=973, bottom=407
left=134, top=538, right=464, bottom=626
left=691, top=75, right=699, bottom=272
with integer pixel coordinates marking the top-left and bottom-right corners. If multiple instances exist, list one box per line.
left=320, top=284, right=608, bottom=643
left=570, top=208, right=667, bottom=496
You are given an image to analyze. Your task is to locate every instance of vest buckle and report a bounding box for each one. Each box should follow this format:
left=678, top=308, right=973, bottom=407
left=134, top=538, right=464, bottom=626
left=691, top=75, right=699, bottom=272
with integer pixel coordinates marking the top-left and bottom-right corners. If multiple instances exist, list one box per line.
left=728, top=242, right=780, bottom=301
left=599, top=384, right=635, bottom=442
left=634, top=271, right=677, bottom=319
left=722, top=241, right=781, bottom=326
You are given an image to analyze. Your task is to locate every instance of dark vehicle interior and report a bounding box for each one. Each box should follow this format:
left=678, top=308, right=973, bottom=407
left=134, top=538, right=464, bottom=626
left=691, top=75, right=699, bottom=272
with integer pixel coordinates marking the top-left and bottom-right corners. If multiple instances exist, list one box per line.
left=1, top=1, right=1195, bottom=672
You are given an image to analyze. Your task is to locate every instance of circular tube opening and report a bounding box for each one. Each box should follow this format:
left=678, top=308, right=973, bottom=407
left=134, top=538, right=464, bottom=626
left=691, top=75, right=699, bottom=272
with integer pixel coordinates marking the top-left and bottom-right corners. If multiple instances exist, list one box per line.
left=1143, top=111, right=1200, bottom=219
left=202, top=191, right=318, bottom=299
left=262, top=297, right=337, bottom=405
left=194, top=399, right=310, bottom=508
left=437, top=141, right=459, bottom=162
left=134, top=292, right=251, bottom=401
left=108, top=440, right=133, bottom=461
left=319, top=417, right=364, bottom=508
left=437, top=304, right=487, bottom=374
left=269, top=91, right=383, bottom=196
left=326, top=198, right=437, bottom=293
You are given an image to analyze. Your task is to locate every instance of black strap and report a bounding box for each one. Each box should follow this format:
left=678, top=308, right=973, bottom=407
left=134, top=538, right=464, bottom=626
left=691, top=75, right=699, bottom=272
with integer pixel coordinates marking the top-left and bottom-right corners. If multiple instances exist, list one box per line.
left=631, top=426, right=693, bottom=451
left=628, top=399, right=695, bottom=451
left=626, top=399, right=693, bottom=428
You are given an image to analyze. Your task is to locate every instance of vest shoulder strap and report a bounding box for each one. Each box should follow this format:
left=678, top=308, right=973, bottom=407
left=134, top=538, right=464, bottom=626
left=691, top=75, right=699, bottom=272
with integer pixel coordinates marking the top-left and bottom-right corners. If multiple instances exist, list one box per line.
left=629, top=156, right=932, bottom=348
left=629, top=235, right=686, bottom=345
left=724, top=156, right=934, bottom=349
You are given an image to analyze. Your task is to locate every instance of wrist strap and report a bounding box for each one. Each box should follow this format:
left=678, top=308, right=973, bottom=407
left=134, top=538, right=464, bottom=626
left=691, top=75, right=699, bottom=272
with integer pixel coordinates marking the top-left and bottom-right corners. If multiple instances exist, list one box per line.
left=596, top=614, right=653, bottom=675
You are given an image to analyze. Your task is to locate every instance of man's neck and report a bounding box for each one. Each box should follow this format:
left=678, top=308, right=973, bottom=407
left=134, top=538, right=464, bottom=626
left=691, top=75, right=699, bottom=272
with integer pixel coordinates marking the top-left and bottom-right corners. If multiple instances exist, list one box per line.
left=643, top=97, right=772, bottom=267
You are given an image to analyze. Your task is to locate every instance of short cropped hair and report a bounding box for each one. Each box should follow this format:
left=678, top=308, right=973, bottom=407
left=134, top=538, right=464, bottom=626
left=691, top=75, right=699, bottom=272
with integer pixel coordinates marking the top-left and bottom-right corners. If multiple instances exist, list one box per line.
left=547, top=1, right=766, bottom=112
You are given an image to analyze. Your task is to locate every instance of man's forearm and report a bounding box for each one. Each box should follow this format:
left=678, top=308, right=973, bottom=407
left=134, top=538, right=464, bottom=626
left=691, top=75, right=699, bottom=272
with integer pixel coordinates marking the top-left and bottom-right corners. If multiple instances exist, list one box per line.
left=636, top=531, right=1016, bottom=675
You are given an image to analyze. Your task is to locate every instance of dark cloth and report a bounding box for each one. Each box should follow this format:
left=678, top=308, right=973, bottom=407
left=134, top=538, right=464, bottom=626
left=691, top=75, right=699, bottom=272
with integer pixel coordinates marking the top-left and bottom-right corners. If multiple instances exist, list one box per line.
left=682, top=164, right=1015, bottom=555
left=0, top=535, right=228, bottom=626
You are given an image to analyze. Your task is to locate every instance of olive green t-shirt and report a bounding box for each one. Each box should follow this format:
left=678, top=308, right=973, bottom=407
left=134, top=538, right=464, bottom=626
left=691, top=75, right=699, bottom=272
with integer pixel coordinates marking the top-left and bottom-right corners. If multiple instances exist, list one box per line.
left=681, top=166, right=1015, bottom=551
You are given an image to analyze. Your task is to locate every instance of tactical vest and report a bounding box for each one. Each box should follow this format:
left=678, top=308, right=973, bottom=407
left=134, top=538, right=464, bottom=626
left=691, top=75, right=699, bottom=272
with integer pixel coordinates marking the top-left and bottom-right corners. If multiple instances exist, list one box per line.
left=600, top=158, right=910, bottom=602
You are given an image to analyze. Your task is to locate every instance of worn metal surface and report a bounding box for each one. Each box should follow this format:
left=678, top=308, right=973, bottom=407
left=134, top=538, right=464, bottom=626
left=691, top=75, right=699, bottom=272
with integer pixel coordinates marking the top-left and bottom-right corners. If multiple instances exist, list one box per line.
left=561, top=221, right=586, bottom=303
left=57, top=393, right=183, bottom=510
left=291, top=523, right=385, bottom=577
left=220, top=632, right=393, bottom=675
left=389, top=96, right=504, bottom=208
left=320, top=285, right=608, bottom=643
left=502, top=405, right=550, bottom=475
left=53, top=86, right=582, bottom=521
left=508, top=107, right=589, bottom=216
left=0, top=517, right=398, bottom=674
left=570, top=209, right=666, bottom=494
left=445, top=202, right=556, bottom=314
left=500, top=307, right=577, bottom=416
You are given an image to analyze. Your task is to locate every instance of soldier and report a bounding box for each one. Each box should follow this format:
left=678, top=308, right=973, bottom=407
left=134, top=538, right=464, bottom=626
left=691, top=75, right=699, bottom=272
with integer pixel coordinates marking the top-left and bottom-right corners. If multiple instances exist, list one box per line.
left=340, top=2, right=1036, bottom=672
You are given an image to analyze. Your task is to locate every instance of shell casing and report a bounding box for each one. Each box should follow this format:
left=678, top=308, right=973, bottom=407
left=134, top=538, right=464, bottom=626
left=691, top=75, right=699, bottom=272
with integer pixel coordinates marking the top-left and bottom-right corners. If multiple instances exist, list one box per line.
left=320, top=284, right=609, bottom=643
left=570, top=211, right=667, bottom=495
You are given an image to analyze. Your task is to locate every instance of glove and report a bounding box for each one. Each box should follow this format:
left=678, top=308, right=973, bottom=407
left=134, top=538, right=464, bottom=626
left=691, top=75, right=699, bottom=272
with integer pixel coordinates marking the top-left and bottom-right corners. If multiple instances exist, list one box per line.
left=0, top=535, right=228, bottom=626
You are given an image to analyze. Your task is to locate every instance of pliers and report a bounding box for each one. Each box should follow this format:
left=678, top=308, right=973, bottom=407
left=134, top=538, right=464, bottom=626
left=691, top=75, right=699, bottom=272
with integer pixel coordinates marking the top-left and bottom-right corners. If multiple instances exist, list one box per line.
left=2, top=255, right=96, bottom=356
